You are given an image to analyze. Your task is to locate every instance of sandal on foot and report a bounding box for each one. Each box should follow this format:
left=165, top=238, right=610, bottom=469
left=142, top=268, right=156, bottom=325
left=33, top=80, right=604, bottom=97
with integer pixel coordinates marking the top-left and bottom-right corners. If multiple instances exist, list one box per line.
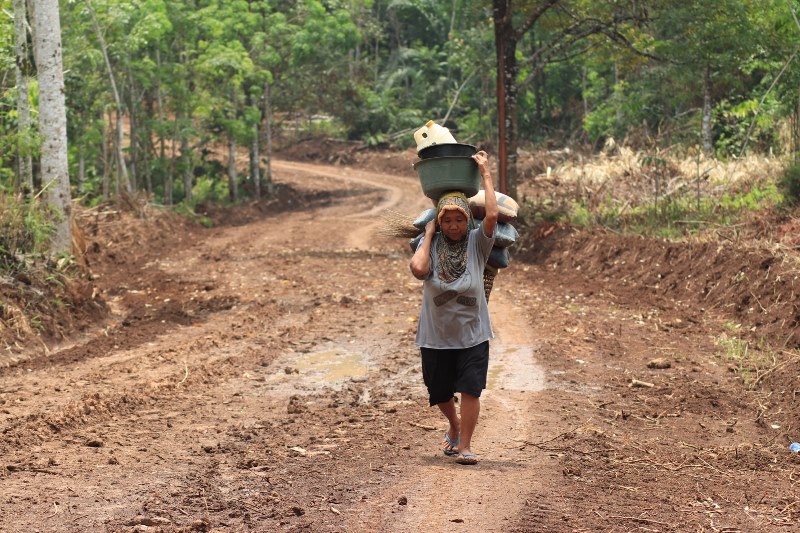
left=443, top=433, right=460, bottom=456
left=455, top=452, right=478, bottom=465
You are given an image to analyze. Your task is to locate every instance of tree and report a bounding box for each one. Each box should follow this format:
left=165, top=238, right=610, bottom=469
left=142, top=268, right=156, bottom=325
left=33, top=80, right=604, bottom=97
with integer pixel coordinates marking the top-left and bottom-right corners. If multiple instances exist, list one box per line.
left=492, top=0, right=648, bottom=197
left=648, top=0, right=763, bottom=155
left=13, top=0, right=33, bottom=195
left=85, top=0, right=132, bottom=193
left=31, top=0, right=72, bottom=253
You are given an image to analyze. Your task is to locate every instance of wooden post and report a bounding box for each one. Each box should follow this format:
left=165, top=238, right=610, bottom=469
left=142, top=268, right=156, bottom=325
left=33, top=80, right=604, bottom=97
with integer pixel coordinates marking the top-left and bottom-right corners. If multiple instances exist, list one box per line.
left=494, top=1, right=508, bottom=195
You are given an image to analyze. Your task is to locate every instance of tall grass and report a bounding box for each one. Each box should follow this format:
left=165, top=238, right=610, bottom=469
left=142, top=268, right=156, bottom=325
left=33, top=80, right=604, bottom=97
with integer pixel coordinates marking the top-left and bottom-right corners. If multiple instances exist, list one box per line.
left=0, top=194, right=55, bottom=272
left=520, top=145, right=785, bottom=237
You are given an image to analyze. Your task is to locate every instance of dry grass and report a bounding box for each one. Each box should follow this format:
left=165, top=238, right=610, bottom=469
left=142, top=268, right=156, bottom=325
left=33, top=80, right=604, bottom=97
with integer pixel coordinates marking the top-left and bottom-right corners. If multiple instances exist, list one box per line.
left=517, top=145, right=784, bottom=209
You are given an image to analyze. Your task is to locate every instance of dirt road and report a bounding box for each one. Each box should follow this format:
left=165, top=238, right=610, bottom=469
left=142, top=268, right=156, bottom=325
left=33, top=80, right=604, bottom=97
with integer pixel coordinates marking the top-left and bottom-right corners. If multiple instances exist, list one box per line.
left=1, top=157, right=799, bottom=532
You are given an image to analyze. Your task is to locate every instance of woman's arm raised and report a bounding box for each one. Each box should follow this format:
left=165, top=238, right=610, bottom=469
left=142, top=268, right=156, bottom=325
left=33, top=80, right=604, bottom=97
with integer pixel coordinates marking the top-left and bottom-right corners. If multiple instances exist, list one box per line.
left=473, top=151, right=498, bottom=237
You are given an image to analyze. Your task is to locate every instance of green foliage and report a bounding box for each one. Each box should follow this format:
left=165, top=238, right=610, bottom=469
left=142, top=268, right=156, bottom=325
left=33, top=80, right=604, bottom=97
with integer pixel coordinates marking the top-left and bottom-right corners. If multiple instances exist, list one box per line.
left=560, top=178, right=782, bottom=239
left=720, top=182, right=782, bottom=211
left=172, top=201, right=213, bottom=228
left=191, top=174, right=228, bottom=206
left=779, top=163, right=800, bottom=205
left=716, top=332, right=779, bottom=389
left=0, top=195, right=55, bottom=272
left=714, top=95, right=782, bottom=158
left=2, top=0, right=799, bottom=204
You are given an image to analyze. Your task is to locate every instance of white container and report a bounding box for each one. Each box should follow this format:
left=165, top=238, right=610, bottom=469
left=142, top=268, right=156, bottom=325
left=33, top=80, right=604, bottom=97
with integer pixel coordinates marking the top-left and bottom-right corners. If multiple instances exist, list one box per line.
left=414, top=120, right=457, bottom=151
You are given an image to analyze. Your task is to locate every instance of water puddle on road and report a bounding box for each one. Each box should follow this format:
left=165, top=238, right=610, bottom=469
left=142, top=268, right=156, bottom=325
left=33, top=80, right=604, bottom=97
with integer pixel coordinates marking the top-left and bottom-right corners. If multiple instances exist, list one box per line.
left=293, top=349, right=368, bottom=381
left=264, top=348, right=369, bottom=392
left=487, top=343, right=546, bottom=391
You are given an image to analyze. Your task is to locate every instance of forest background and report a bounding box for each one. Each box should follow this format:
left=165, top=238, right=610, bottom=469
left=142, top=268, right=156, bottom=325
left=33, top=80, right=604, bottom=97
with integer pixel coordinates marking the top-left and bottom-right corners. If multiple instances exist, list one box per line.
left=3, top=0, right=800, bottom=257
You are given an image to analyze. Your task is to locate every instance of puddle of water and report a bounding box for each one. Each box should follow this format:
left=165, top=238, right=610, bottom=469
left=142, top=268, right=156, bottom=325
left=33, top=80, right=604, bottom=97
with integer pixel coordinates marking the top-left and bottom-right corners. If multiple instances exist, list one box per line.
left=487, top=343, right=546, bottom=391
left=293, top=349, right=368, bottom=382
left=264, top=348, right=369, bottom=392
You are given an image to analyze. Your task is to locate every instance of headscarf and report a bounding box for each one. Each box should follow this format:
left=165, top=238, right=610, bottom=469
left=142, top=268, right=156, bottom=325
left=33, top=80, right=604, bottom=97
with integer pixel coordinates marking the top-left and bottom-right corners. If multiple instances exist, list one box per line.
left=435, top=192, right=474, bottom=283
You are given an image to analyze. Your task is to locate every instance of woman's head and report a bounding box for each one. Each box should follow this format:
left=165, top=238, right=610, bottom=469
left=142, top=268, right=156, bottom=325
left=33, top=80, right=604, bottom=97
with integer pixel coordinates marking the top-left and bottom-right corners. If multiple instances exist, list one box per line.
left=439, top=210, right=468, bottom=241
left=437, top=192, right=471, bottom=241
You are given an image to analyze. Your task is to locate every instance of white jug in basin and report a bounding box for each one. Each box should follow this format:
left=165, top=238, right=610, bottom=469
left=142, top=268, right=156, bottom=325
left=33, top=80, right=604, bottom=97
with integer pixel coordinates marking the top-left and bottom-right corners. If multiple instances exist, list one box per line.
left=414, top=120, right=457, bottom=151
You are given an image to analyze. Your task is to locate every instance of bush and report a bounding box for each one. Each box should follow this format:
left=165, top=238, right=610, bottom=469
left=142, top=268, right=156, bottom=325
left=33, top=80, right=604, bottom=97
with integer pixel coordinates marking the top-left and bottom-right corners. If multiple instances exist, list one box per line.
left=0, top=194, right=55, bottom=273
left=779, top=163, right=800, bottom=205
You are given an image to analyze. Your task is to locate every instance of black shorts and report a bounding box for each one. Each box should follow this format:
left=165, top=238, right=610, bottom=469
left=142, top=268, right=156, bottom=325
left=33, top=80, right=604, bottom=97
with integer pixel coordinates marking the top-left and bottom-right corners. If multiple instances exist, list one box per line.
left=420, top=341, right=490, bottom=406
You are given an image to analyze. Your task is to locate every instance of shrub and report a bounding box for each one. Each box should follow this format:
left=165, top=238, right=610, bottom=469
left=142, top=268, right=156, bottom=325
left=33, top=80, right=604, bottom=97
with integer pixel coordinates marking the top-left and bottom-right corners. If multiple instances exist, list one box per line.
left=0, top=194, right=55, bottom=273
left=779, top=163, right=800, bottom=205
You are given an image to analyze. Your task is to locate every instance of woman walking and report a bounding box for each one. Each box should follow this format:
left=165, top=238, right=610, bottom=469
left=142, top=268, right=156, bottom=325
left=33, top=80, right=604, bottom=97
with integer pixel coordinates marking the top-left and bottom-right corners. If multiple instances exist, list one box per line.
left=409, top=150, right=498, bottom=465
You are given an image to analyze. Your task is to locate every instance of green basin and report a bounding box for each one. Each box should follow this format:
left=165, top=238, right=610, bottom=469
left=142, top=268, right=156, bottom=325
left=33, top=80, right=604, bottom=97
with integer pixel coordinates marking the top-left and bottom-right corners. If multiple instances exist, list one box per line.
left=412, top=156, right=480, bottom=201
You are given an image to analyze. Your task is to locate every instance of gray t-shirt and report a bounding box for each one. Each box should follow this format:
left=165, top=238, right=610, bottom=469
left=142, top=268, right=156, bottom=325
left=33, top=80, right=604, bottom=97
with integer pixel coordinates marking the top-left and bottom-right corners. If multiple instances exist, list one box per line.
left=414, top=225, right=495, bottom=349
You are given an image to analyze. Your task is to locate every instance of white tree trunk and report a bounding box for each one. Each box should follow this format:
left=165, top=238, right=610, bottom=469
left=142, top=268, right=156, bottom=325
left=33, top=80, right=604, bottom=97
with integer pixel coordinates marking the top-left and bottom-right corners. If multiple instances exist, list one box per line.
left=32, top=0, right=72, bottom=254
left=13, top=0, right=33, bottom=195
left=702, top=64, right=713, bottom=155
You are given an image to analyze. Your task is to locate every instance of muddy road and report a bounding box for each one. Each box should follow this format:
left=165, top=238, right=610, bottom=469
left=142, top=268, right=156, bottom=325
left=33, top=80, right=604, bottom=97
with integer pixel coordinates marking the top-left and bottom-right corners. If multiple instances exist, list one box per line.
left=1, top=158, right=799, bottom=532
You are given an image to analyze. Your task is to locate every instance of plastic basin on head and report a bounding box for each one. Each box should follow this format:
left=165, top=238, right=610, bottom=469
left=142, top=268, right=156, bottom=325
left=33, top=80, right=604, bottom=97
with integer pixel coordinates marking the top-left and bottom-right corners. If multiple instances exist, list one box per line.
left=417, top=143, right=477, bottom=160
left=412, top=156, right=480, bottom=201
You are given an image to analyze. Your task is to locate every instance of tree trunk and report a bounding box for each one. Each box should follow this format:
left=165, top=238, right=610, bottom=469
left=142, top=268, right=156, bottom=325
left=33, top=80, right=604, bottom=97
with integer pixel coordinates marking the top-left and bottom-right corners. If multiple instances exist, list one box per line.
left=102, top=111, right=110, bottom=199
left=493, top=0, right=519, bottom=198
left=702, top=64, right=713, bottom=155
left=143, top=143, right=152, bottom=197
left=13, top=0, right=34, bottom=196
left=262, top=81, right=274, bottom=195
left=582, top=66, right=589, bottom=120
left=156, top=48, right=167, bottom=201
left=614, top=61, right=622, bottom=125
left=166, top=119, right=177, bottom=206
left=126, top=61, right=138, bottom=191
left=181, top=134, right=192, bottom=204
left=251, top=121, right=261, bottom=200
left=143, top=91, right=154, bottom=196
left=228, top=135, right=238, bottom=202
left=533, top=68, right=542, bottom=124
left=86, top=0, right=131, bottom=193
left=77, top=143, right=85, bottom=195
left=31, top=0, right=72, bottom=254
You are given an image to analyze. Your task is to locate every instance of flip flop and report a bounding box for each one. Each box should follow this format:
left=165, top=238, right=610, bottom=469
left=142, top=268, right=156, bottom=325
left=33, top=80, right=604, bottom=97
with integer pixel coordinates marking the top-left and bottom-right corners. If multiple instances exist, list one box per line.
left=443, top=433, right=460, bottom=456
left=455, top=452, right=478, bottom=465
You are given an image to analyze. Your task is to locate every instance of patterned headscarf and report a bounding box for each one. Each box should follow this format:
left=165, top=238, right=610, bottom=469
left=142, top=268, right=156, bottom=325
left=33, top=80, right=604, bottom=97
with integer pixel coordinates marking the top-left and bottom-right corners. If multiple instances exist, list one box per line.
left=435, top=192, right=473, bottom=283
left=436, top=192, right=472, bottom=227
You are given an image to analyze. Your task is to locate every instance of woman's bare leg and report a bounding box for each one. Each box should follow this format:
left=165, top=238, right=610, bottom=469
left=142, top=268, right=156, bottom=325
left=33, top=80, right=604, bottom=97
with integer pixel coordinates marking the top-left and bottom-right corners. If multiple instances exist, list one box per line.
left=437, top=397, right=461, bottom=443
left=457, top=393, right=480, bottom=454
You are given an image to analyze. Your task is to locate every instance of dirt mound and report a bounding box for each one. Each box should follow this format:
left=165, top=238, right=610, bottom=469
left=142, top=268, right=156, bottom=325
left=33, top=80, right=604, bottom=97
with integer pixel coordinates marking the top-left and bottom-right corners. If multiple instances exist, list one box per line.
left=517, top=223, right=800, bottom=349
left=0, top=213, right=108, bottom=366
left=514, top=220, right=800, bottom=469
left=0, top=260, right=102, bottom=365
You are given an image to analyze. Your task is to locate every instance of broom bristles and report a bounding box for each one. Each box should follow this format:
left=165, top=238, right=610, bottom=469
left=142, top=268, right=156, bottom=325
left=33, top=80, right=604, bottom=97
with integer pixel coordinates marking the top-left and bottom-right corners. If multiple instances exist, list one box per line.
left=378, top=209, right=424, bottom=239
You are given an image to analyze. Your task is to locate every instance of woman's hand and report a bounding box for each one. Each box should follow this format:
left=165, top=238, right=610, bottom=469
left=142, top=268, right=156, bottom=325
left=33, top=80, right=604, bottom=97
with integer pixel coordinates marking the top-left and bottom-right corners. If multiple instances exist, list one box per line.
left=424, top=219, right=436, bottom=236
left=473, top=150, right=491, bottom=179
